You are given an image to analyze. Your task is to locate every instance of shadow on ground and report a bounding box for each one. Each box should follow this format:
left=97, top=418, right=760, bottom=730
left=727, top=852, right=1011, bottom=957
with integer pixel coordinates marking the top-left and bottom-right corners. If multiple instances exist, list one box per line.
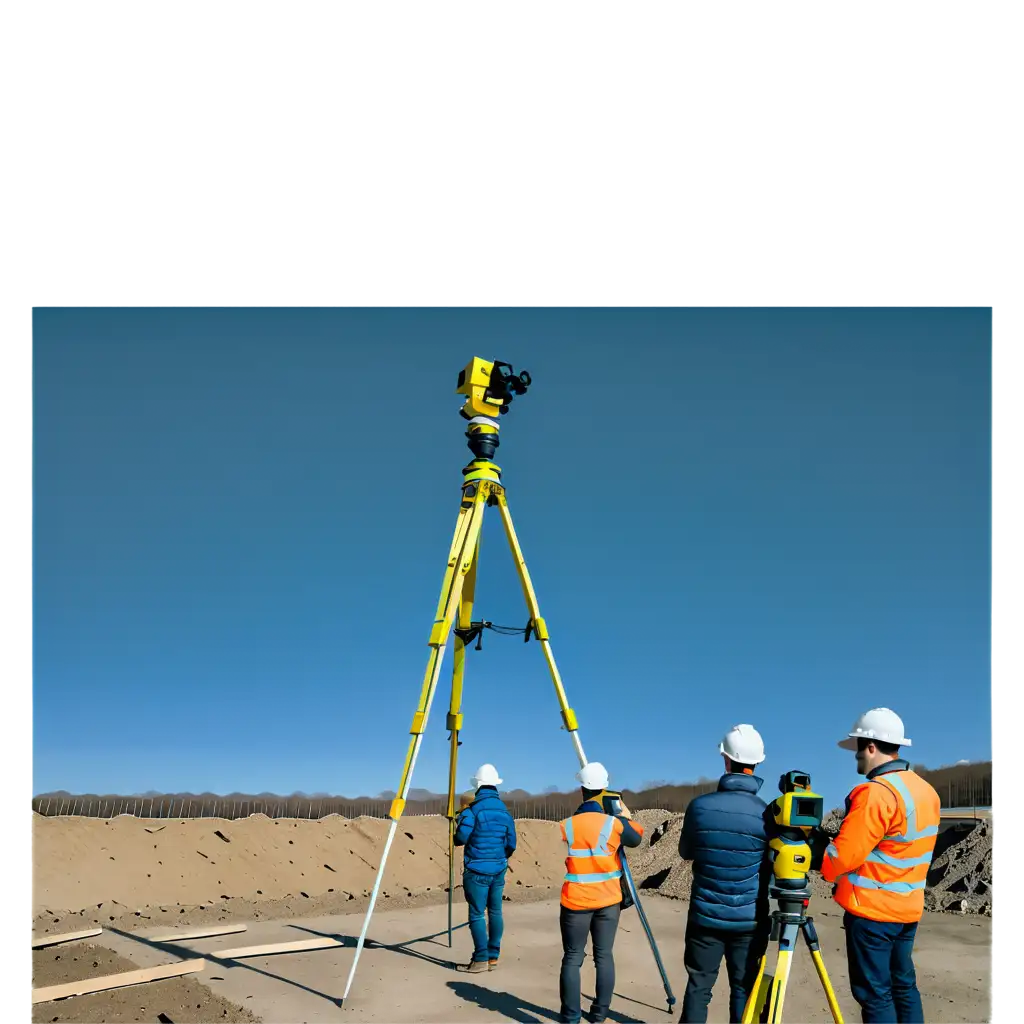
left=111, top=919, right=470, bottom=1009
left=447, top=980, right=647, bottom=1023
left=287, top=921, right=466, bottom=970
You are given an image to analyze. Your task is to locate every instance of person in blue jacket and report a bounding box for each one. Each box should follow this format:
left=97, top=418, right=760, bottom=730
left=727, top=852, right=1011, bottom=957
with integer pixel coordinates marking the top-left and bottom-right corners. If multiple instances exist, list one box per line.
left=453, top=763, right=518, bottom=972
left=678, top=725, right=772, bottom=1023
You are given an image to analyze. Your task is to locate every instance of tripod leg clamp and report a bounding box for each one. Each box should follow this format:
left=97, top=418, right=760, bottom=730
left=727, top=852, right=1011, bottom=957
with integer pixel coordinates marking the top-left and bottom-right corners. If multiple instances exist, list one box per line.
left=446, top=712, right=463, bottom=732
left=562, top=708, right=579, bottom=731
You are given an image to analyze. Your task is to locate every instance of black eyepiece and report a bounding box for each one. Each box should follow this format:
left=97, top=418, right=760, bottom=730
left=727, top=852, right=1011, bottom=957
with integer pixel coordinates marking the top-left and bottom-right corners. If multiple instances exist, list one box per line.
left=487, top=361, right=531, bottom=406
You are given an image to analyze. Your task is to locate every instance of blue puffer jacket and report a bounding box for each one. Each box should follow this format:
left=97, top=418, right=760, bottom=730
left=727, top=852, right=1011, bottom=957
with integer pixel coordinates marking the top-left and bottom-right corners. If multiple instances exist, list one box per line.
left=679, top=773, right=770, bottom=932
left=454, top=786, right=518, bottom=876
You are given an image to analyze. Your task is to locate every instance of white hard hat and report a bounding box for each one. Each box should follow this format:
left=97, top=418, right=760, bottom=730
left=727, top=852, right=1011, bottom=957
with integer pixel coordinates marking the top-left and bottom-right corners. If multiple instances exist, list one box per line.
left=576, top=762, right=610, bottom=790
left=839, top=708, right=911, bottom=750
left=471, top=763, right=503, bottom=788
left=719, top=724, right=766, bottom=765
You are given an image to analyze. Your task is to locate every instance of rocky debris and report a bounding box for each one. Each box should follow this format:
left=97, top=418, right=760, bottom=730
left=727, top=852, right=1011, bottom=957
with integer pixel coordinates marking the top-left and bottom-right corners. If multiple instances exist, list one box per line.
left=925, top=820, right=992, bottom=916
left=820, top=807, right=846, bottom=837
left=628, top=811, right=698, bottom=900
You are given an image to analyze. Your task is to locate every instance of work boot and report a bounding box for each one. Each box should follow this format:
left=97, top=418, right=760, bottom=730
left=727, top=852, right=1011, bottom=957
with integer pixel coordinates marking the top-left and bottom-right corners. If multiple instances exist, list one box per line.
left=456, top=960, right=489, bottom=973
left=488, top=959, right=499, bottom=970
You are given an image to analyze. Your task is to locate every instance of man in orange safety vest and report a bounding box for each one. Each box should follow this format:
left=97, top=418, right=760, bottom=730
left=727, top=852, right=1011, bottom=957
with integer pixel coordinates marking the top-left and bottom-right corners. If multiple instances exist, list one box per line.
left=557, top=761, right=645, bottom=1024
left=821, top=708, right=940, bottom=1024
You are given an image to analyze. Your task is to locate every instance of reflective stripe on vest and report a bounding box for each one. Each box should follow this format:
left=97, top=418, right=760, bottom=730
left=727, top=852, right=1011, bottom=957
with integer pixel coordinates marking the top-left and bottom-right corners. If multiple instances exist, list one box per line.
left=846, top=873, right=927, bottom=893
left=877, top=772, right=939, bottom=843
left=562, top=814, right=621, bottom=883
left=844, top=772, right=936, bottom=898
left=565, top=815, right=615, bottom=858
left=565, top=870, right=623, bottom=883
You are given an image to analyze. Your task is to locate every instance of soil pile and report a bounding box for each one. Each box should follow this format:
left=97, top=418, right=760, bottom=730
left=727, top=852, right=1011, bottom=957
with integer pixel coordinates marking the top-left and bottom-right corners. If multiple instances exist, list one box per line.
left=34, top=808, right=992, bottom=932
left=33, top=812, right=566, bottom=930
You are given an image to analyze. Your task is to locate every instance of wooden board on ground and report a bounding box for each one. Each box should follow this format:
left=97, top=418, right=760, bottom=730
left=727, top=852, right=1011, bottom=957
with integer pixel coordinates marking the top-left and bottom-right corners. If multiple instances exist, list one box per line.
left=32, top=928, right=103, bottom=948
left=32, top=959, right=205, bottom=1004
left=215, top=936, right=343, bottom=959
left=147, top=923, right=247, bottom=942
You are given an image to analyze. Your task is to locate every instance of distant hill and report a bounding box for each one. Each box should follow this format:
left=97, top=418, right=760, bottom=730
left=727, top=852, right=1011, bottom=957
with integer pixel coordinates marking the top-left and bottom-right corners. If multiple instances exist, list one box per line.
left=376, top=788, right=441, bottom=801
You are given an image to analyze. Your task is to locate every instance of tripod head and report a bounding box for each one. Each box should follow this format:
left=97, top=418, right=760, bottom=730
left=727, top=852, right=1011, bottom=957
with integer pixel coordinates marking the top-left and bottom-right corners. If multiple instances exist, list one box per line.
left=767, top=770, right=825, bottom=914
left=456, top=357, right=531, bottom=467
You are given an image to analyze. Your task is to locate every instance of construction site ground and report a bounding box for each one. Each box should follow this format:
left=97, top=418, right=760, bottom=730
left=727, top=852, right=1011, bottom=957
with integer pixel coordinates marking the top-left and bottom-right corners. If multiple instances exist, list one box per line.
left=33, top=897, right=990, bottom=1024
left=32, top=813, right=993, bottom=1022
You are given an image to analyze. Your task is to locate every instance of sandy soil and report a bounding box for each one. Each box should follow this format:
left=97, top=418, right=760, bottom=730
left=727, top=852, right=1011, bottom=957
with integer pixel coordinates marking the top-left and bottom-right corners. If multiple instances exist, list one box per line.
left=46, top=898, right=990, bottom=1024
left=32, top=940, right=260, bottom=1024
left=34, top=814, right=564, bottom=918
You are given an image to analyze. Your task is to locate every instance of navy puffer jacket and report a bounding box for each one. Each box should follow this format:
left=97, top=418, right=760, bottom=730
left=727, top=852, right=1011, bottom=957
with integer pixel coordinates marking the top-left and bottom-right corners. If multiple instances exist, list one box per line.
left=679, top=773, right=771, bottom=932
left=454, top=786, right=517, bottom=875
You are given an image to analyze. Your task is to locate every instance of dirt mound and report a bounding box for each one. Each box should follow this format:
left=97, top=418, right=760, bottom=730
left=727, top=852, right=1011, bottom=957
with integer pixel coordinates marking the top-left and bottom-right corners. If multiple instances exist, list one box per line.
left=32, top=813, right=567, bottom=922
left=34, top=808, right=993, bottom=930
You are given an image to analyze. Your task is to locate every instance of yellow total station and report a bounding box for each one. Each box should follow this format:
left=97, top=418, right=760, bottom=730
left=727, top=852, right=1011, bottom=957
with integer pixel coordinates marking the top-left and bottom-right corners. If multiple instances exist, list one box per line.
left=742, top=771, right=844, bottom=1024
left=454, top=358, right=532, bottom=487
left=768, top=771, right=824, bottom=888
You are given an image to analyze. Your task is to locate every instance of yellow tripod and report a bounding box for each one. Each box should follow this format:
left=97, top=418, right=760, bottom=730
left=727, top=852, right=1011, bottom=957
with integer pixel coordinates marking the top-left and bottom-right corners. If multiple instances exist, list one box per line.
left=741, top=883, right=844, bottom=1023
left=340, top=358, right=589, bottom=1007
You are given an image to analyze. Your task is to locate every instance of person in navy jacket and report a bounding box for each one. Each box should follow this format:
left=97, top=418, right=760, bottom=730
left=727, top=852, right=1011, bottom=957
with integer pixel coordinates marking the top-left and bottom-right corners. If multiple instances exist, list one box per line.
left=453, top=763, right=518, bottom=972
left=678, top=725, right=772, bottom=1023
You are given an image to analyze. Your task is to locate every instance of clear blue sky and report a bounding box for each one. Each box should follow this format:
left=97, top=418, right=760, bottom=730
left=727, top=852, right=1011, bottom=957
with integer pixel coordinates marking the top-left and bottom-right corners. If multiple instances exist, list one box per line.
left=32, top=309, right=991, bottom=812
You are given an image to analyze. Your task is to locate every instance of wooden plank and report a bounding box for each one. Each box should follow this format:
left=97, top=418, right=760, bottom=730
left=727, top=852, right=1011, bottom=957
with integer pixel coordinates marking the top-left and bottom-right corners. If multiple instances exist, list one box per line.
left=32, top=928, right=103, bottom=948
left=32, top=959, right=204, bottom=1004
left=215, top=936, right=343, bottom=959
left=147, top=923, right=247, bottom=943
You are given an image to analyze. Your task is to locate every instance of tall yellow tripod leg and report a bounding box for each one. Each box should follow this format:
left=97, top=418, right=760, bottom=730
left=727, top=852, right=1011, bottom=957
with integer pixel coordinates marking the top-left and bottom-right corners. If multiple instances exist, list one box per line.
left=445, top=533, right=480, bottom=947
left=340, top=484, right=489, bottom=1006
left=496, top=492, right=587, bottom=766
left=741, top=953, right=772, bottom=1023
left=810, top=949, right=844, bottom=1023
left=766, top=950, right=793, bottom=1023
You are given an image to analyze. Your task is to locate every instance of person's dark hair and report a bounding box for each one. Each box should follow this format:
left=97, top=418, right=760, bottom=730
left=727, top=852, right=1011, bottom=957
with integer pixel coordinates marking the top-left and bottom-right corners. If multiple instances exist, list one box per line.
left=858, top=737, right=899, bottom=756
left=728, top=760, right=755, bottom=773
left=581, top=786, right=604, bottom=800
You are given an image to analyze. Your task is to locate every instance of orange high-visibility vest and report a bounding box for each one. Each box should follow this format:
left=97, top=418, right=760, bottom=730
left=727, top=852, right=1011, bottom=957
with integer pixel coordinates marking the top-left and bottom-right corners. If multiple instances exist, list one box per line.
left=559, top=811, right=626, bottom=911
left=824, top=768, right=940, bottom=924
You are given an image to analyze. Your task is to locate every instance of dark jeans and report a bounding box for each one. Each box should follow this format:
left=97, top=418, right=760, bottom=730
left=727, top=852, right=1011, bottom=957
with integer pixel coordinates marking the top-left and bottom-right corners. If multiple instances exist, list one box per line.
left=463, top=868, right=505, bottom=961
left=844, top=912, right=924, bottom=1023
left=681, top=919, right=768, bottom=1023
left=559, top=903, right=621, bottom=1024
